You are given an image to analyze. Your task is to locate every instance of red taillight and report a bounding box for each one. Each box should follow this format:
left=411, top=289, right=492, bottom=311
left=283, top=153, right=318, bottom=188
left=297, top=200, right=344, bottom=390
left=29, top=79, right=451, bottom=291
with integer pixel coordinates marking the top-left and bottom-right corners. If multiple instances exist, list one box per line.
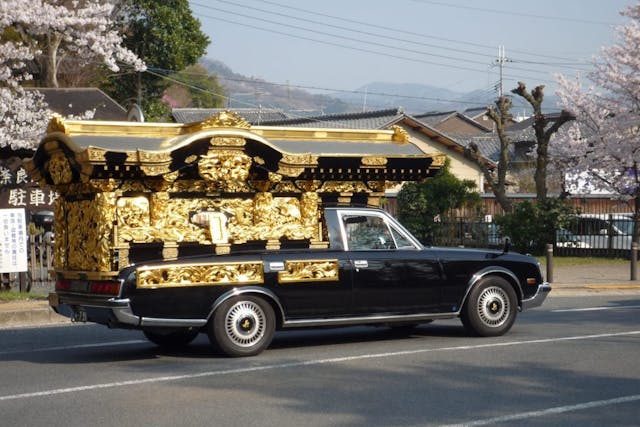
left=90, top=281, right=121, bottom=296
left=56, top=279, right=71, bottom=291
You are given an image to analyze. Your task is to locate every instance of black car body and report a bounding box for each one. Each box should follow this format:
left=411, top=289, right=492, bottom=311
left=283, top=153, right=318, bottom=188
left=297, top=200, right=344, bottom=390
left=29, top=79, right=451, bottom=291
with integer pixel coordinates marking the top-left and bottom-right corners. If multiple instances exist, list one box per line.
left=50, top=206, right=549, bottom=356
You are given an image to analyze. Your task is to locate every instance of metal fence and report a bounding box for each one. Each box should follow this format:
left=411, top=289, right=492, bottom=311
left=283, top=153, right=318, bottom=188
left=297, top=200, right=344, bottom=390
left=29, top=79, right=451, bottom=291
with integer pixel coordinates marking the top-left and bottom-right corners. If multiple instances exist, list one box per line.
left=430, top=212, right=635, bottom=258
left=0, top=233, right=55, bottom=293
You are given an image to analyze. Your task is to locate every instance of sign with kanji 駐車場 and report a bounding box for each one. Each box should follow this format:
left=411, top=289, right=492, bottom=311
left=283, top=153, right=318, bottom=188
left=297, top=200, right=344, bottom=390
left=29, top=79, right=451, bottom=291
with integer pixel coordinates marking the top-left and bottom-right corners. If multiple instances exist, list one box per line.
left=0, top=208, right=28, bottom=273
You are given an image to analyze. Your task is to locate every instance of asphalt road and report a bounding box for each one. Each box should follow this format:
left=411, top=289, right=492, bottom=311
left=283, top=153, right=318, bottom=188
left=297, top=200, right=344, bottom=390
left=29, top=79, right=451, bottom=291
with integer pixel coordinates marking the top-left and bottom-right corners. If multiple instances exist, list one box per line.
left=1, top=295, right=639, bottom=427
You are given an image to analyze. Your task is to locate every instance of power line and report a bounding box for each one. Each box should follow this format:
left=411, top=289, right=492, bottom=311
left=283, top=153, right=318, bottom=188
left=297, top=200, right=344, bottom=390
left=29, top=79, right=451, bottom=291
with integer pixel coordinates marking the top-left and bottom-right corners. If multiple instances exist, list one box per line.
left=191, top=7, right=558, bottom=85
left=248, top=0, right=598, bottom=65
left=409, top=0, right=617, bottom=26
left=147, top=66, right=493, bottom=107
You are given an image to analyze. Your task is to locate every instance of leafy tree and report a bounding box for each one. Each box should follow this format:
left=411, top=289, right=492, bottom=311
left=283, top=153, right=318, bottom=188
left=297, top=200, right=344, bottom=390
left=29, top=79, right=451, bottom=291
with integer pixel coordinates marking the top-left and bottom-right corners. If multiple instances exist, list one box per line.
left=495, top=199, right=577, bottom=255
left=104, top=0, right=209, bottom=120
left=554, top=4, right=640, bottom=243
left=165, top=64, right=226, bottom=108
left=398, top=160, right=480, bottom=243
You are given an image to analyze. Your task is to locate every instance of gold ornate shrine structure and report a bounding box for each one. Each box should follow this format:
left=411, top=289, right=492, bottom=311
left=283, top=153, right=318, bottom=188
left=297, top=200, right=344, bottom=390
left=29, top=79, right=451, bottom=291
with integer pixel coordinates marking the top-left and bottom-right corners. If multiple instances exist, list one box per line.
left=25, top=112, right=445, bottom=278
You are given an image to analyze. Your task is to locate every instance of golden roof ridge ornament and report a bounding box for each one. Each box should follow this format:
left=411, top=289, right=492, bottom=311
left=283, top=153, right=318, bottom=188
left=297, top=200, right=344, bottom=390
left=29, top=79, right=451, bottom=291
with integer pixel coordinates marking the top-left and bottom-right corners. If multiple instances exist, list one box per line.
left=47, top=115, right=69, bottom=135
left=191, top=110, right=251, bottom=132
left=391, top=125, right=409, bottom=144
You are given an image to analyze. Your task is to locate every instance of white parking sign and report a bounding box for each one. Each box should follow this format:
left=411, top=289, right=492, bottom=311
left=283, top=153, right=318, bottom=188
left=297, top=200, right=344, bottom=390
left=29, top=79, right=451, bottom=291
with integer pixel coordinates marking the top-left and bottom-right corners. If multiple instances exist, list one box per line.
left=0, top=208, right=28, bottom=273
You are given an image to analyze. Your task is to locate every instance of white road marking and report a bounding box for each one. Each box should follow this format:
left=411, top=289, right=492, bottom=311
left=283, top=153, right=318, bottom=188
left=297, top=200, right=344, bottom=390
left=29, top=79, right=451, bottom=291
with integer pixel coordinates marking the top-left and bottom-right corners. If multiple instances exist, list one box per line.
left=440, top=394, right=640, bottom=426
left=0, top=340, right=146, bottom=356
left=0, top=330, right=638, bottom=402
left=552, top=305, right=640, bottom=312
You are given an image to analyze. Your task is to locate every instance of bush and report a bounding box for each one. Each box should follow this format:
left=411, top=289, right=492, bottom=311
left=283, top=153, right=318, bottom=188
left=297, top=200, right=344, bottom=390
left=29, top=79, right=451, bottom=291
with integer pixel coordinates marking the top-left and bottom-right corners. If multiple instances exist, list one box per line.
left=495, top=199, right=578, bottom=255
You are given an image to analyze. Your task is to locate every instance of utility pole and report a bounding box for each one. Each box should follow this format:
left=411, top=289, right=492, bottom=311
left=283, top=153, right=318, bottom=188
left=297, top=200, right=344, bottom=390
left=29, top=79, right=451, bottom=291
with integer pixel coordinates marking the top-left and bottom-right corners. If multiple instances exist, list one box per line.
left=494, top=45, right=510, bottom=97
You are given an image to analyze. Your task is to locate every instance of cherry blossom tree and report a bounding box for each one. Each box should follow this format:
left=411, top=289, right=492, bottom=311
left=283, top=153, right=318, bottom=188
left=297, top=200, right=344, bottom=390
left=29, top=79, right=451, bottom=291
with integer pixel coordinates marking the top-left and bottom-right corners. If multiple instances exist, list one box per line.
left=0, top=0, right=145, bottom=150
left=553, top=4, right=640, bottom=242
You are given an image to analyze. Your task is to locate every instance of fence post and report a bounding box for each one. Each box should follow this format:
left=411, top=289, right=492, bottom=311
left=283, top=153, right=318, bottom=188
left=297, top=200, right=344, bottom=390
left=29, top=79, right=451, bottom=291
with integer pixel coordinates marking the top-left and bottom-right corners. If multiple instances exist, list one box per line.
left=631, top=242, right=638, bottom=281
left=545, top=243, right=553, bottom=283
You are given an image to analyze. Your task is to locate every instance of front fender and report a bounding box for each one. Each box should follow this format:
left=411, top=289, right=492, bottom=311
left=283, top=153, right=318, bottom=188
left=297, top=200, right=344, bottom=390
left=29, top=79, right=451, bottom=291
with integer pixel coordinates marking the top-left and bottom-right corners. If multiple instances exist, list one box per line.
left=461, top=266, right=524, bottom=308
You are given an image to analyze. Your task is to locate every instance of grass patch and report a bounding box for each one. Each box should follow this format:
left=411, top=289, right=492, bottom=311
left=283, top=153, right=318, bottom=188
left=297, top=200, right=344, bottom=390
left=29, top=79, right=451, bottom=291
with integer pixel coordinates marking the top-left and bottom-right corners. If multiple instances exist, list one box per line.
left=537, top=256, right=629, bottom=267
left=0, top=291, right=49, bottom=302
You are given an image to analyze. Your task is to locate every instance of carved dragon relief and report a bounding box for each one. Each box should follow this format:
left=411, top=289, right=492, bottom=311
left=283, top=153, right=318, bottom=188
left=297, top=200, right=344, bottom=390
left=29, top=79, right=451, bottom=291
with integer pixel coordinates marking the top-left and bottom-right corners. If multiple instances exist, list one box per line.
left=136, top=261, right=264, bottom=289
left=278, top=260, right=339, bottom=284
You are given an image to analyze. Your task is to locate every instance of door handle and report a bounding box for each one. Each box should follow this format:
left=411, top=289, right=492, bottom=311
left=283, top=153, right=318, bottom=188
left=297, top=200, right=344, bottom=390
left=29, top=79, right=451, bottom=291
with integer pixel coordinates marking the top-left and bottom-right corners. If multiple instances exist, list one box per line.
left=353, top=260, right=368, bottom=269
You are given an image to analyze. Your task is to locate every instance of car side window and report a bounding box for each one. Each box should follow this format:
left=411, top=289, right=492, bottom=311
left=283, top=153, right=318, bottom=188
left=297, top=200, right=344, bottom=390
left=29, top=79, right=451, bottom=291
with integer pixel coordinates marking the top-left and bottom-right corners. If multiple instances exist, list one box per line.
left=389, top=225, right=415, bottom=249
left=344, top=215, right=395, bottom=250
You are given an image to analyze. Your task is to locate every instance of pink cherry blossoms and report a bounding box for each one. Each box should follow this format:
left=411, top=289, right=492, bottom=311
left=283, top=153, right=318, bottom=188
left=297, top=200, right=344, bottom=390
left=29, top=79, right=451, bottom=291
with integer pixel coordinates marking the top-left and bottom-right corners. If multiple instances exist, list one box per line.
left=554, top=4, right=640, bottom=199
left=0, top=0, right=145, bottom=150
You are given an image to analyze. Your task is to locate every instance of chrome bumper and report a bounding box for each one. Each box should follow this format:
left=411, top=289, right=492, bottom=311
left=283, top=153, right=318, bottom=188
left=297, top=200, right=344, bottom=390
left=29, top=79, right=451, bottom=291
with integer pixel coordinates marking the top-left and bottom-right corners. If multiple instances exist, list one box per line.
left=521, top=282, right=552, bottom=310
left=50, top=293, right=207, bottom=328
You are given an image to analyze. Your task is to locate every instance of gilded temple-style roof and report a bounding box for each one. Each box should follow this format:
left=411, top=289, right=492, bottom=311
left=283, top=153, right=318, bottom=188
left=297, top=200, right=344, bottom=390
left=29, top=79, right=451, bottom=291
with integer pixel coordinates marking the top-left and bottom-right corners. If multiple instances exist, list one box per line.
left=25, top=111, right=445, bottom=186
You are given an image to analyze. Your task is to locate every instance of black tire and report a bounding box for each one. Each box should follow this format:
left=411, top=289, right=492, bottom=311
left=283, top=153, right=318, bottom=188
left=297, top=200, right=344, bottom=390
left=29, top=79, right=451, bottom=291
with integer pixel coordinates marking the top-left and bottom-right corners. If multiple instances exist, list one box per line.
left=208, top=295, right=275, bottom=357
left=460, top=276, right=517, bottom=337
left=143, top=327, right=200, bottom=348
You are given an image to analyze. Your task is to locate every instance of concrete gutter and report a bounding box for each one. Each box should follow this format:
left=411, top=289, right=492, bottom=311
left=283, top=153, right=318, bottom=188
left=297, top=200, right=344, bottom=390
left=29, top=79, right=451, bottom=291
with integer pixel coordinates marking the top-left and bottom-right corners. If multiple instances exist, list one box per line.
left=0, top=300, right=67, bottom=329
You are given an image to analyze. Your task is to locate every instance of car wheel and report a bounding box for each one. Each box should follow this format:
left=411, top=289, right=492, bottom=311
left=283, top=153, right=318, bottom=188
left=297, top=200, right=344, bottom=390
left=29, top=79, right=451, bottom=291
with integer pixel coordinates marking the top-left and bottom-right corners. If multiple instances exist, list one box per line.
left=143, top=327, right=200, bottom=348
left=209, top=295, right=275, bottom=357
left=461, top=276, right=517, bottom=337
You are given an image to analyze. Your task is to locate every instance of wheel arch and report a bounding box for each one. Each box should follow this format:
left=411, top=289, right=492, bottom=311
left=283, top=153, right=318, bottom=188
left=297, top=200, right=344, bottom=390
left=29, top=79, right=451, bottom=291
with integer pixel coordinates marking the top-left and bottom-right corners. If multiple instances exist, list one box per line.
left=207, top=287, right=286, bottom=328
left=461, top=267, right=524, bottom=310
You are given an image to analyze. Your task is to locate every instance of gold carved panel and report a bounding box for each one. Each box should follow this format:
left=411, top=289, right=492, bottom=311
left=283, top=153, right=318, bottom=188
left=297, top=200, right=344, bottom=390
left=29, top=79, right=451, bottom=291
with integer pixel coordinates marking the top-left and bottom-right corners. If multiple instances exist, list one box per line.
left=64, top=193, right=116, bottom=271
left=197, top=151, right=251, bottom=192
left=278, top=259, right=340, bottom=284
left=136, top=261, right=264, bottom=289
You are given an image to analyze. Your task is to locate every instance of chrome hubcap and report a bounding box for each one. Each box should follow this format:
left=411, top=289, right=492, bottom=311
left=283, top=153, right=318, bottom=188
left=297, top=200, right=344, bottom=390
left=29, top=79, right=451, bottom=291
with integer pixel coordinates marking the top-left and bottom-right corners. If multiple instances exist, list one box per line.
left=477, top=286, right=510, bottom=327
left=225, top=301, right=266, bottom=347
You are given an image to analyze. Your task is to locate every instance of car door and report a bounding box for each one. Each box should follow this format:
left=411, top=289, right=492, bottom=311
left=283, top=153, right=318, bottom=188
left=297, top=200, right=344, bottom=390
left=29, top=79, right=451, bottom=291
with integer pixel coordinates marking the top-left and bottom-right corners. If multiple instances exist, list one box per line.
left=340, top=211, right=442, bottom=315
left=262, top=251, right=352, bottom=319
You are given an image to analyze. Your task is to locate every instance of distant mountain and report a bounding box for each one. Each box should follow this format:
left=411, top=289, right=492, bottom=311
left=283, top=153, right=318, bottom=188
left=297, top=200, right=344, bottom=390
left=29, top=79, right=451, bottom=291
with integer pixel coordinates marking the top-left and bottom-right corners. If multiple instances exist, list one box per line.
left=201, top=58, right=560, bottom=117
left=200, top=58, right=353, bottom=115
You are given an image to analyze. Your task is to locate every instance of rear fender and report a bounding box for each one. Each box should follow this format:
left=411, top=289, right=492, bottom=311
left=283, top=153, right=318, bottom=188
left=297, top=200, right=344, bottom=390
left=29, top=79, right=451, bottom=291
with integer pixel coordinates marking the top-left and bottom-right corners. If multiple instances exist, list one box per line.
left=208, top=287, right=286, bottom=326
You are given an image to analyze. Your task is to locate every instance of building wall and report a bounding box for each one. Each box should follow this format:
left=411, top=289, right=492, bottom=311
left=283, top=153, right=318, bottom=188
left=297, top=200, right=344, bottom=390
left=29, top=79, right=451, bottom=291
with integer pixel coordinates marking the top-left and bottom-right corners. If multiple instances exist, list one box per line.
left=403, top=125, right=485, bottom=191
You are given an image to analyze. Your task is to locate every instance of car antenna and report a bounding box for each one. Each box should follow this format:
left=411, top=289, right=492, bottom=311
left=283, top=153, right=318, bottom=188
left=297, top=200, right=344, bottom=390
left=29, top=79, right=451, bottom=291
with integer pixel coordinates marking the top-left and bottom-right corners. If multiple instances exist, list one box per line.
left=502, top=237, right=510, bottom=253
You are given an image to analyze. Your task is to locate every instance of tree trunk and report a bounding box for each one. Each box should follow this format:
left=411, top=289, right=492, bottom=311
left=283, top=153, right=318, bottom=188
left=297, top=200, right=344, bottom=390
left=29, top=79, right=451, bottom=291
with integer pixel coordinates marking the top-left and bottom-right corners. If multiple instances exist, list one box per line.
left=42, top=33, right=62, bottom=87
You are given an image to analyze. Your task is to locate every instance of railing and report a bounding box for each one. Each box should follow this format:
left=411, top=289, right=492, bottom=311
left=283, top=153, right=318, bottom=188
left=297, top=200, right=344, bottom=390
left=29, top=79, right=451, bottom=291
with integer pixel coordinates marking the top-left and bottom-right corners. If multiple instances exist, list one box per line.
left=0, top=234, right=55, bottom=293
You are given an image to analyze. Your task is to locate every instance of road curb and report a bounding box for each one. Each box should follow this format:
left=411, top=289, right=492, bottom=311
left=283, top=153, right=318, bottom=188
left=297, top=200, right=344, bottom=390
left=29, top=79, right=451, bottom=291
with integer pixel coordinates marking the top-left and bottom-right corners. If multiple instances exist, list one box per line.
left=0, top=305, right=67, bottom=328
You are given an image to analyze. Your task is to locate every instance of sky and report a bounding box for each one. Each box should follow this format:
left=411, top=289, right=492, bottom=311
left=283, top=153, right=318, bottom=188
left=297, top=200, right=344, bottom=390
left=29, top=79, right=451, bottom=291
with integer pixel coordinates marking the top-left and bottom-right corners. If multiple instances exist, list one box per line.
left=188, top=0, right=634, bottom=104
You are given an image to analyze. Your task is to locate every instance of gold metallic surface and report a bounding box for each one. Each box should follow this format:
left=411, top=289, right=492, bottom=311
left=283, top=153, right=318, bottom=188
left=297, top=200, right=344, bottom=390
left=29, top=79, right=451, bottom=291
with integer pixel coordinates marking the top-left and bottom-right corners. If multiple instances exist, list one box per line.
left=198, top=151, right=252, bottom=192
left=46, top=115, right=69, bottom=134
left=30, top=116, right=442, bottom=276
left=191, top=111, right=251, bottom=131
left=361, top=156, right=388, bottom=166
left=430, top=154, right=447, bottom=167
left=278, top=260, right=340, bottom=283
left=65, top=193, right=116, bottom=271
left=47, top=155, right=73, bottom=185
left=136, top=261, right=264, bottom=289
left=391, top=125, right=410, bottom=144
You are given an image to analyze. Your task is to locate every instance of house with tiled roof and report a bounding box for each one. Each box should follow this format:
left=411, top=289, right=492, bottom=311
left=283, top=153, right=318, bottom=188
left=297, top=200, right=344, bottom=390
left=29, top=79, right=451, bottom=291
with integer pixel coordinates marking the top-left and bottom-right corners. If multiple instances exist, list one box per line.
left=172, top=107, right=288, bottom=125
left=260, top=108, right=495, bottom=193
left=413, top=111, right=492, bottom=136
left=27, top=87, right=127, bottom=120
